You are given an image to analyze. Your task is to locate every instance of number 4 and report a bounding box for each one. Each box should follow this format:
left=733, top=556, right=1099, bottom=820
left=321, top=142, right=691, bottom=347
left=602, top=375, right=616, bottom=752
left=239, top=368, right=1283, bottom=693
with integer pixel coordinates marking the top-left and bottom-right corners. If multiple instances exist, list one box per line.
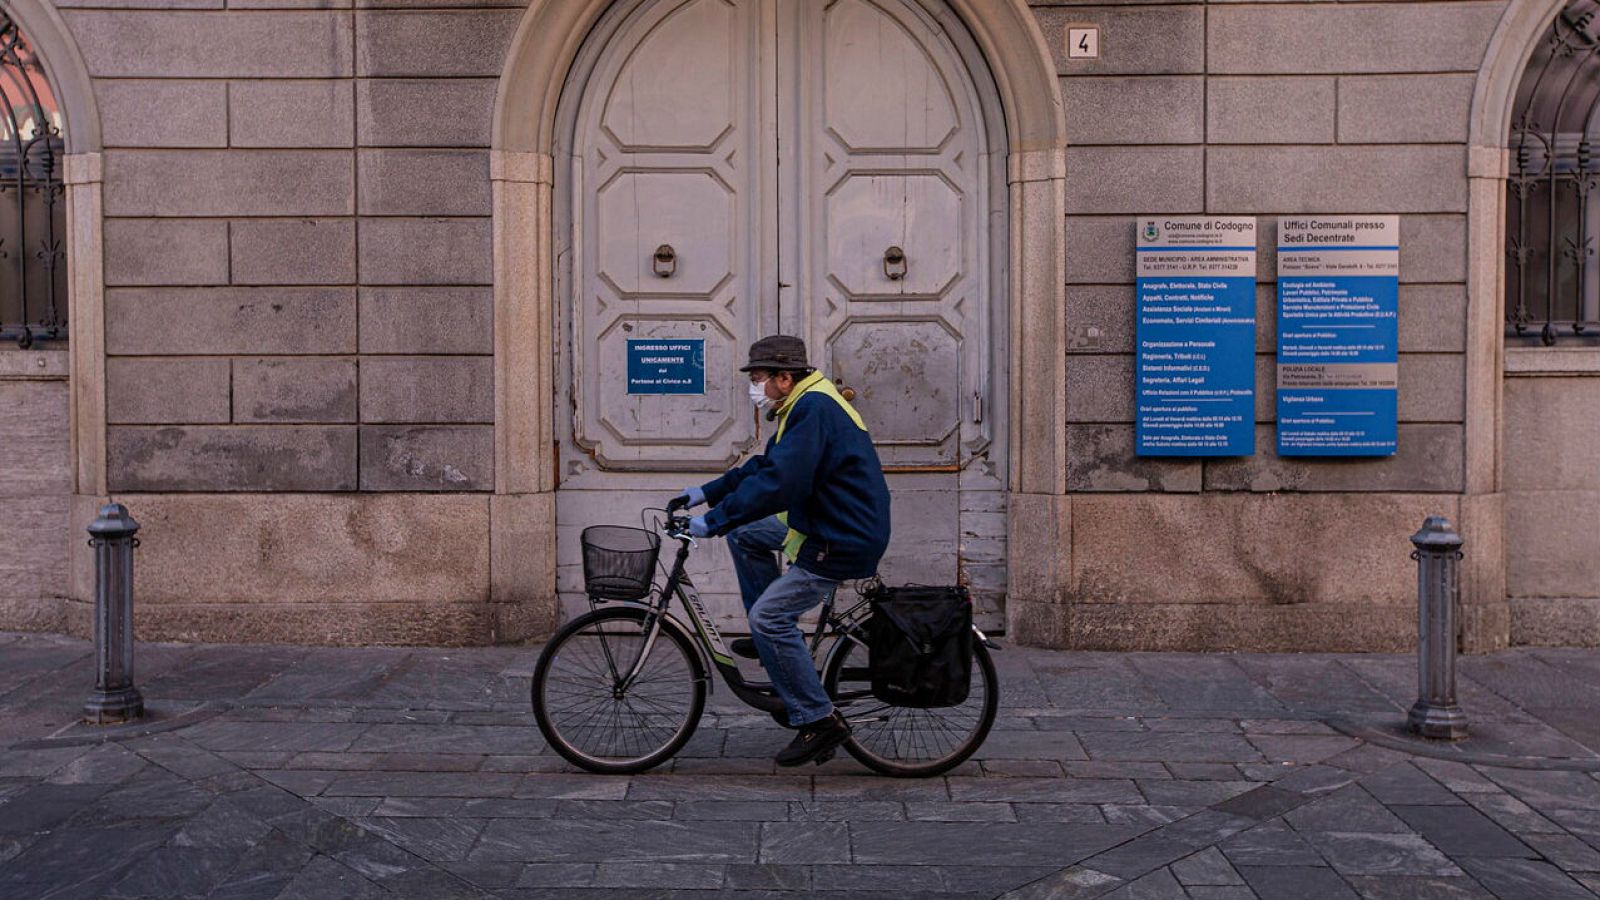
left=1067, top=26, right=1099, bottom=60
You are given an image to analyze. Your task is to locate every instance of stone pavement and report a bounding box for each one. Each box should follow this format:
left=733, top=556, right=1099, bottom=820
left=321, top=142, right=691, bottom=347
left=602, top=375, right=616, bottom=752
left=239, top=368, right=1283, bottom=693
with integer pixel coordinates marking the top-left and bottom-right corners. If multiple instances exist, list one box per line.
left=2, top=631, right=1600, bottom=899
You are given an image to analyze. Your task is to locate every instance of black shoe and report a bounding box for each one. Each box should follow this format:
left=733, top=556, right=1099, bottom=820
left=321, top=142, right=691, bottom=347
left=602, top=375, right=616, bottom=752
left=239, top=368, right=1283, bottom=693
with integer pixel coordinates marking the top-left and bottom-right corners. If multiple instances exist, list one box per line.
left=776, top=711, right=851, bottom=767
left=729, top=637, right=760, bottom=660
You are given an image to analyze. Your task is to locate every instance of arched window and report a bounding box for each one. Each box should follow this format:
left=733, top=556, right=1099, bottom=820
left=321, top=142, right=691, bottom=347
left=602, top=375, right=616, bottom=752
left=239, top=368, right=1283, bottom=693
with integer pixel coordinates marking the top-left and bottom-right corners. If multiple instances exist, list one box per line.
left=0, top=11, right=65, bottom=349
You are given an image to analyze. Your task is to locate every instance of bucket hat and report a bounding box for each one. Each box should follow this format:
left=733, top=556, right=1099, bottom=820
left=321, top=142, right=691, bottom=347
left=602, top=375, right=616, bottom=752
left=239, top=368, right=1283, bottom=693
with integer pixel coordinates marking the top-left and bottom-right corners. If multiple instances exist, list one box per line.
left=739, top=334, right=810, bottom=372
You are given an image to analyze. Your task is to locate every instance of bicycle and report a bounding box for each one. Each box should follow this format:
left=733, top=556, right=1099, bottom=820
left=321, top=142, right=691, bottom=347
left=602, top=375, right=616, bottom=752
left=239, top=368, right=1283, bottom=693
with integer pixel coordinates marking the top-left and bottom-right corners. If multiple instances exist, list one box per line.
left=530, top=502, right=1000, bottom=776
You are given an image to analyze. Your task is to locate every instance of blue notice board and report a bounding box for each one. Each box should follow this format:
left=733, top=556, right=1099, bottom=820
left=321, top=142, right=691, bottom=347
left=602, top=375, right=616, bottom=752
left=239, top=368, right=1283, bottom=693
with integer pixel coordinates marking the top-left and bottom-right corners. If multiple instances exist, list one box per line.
left=627, top=339, right=705, bottom=394
left=1276, top=217, right=1399, bottom=457
left=1135, top=217, right=1258, bottom=456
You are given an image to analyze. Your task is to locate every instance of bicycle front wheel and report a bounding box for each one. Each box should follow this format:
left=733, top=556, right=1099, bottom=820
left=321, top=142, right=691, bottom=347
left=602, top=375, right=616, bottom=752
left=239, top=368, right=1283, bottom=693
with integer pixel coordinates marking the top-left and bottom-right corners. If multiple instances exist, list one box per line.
left=532, top=606, right=706, bottom=775
left=823, top=619, right=998, bottom=778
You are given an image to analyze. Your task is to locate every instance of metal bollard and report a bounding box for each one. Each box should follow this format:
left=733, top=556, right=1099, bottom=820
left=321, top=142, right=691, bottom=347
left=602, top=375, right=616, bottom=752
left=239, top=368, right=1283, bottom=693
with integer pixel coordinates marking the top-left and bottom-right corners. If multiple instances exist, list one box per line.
left=1407, top=515, right=1468, bottom=740
left=82, top=503, right=144, bottom=724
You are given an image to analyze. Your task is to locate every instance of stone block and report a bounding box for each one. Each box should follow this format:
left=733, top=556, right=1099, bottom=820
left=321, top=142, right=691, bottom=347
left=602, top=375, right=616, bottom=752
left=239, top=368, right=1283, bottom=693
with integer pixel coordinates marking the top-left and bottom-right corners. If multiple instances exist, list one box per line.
left=358, top=218, right=492, bottom=285
left=355, top=79, right=496, bottom=147
left=0, top=495, right=69, bottom=600
left=1067, top=284, right=1134, bottom=354
left=1034, top=6, right=1205, bottom=76
left=228, top=0, right=351, bottom=10
left=1397, top=286, right=1468, bottom=353
left=1398, top=353, right=1465, bottom=423
left=105, top=358, right=231, bottom=424
left=1399, top=216, right=1467, bottom=283
left=95, top=80, right=226, bottom=147
left=360, top=356, right=493, bottom=423
left=232, top=357, right=357, bottom=423
left=0, top=598, right=66, bottom=633
left=1063, top=76, right=1203, bottom=145
left=56, top=0, right=220, bottom=8
left=359, top=425, right=494, bottom=491
left=1203, top=424, right=1464, bottom=493
left=104, top=219, right=229, bottom=286
left=358, top=287, right=493, bottom=354
left=0, top=380, right=70, bottom=492
left=132, top=601, right=496, bottom=646
left=107, top=425, right=357, bottom=491
left=230, top=219, right=357, bottom=285
left=106, top=287, right=356, bottom=355
left=1068, top=492, right=1458, bottom=607
left=1067, top=146, right=1203, bottom=215
left=1208, top=4, right=1504, bottom=75
left=1067, top=602, right=1416, bottom=654
left=63, top=11, right=354, bottom=77
left=120, top=493, right=490, bottom=608
left=490, top=493, right=558, bottom=640
left=230, top=81, right=354, bottom=148
left=1007, top=491, right=1070, bottom=608
left=105, top=150, right=353, bottom=217
left=1066, top=216, right=1135, bottom=285
left=1207, top=77, right=1334, bottom=145
left=355, top=11, right=522, bottom=77
left=1066, top=354, right=1133, bottom=423
left=1339, top=75, right=1475, bottom=144
left=1506, top=491, right=1600, bottom=599
left=1208, top=146, right=1467, bottom=214
left=1067, top=424, right=1202, bottom=492
left=358, top=149, right=490, bottom=216
left=1504, top=377, right=1600, bottom=491
left=1511, top=598, right=1600, bottom=647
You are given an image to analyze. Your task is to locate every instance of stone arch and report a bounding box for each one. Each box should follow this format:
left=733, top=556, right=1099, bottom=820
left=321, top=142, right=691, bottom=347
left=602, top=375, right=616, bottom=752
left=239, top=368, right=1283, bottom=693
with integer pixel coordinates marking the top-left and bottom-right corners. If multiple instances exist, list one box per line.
left=490, top=0, right=1068, bottom=639
left=1, top=0, right=100, bottom=154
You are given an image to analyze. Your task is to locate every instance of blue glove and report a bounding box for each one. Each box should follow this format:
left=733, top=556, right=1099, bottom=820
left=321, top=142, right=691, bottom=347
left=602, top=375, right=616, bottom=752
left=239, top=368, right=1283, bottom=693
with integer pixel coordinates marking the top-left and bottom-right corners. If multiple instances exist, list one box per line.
left=683, top=486, right=706, bottom=508
left=688, top=515, right=711, bottom=538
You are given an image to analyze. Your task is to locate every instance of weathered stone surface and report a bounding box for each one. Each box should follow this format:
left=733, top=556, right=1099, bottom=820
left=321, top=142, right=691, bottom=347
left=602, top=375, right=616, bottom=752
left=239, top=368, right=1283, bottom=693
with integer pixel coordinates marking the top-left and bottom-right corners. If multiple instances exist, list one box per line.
left=355, top=79, right=497, bottom=147
left=1207, top=77, right=1334, bottom=145
left=123, top=493, right=489, bottom=604
left=105, top=150, right=353, bottom=217
left=1067, top=146, right=1203, bottom=215
left=1398, top=353, right=1466, bottom=423
left=358, top=150, right=490, bottom=216
left=1506, top=490, right=1600, bottom=600
left=63, top=11, right=354, bottom=77
left=104, top=219, right=229, bottom=286
left=1203, top=424, right=1464, bottom=493
left=1208, top=3, right=1505, bottom=74
left=1066, top=217, right=1136, bottom=285
left=1068, top=493, right=1455, bottom=607
left=1504, top=377, right=1600, bottom=491
left=56, top=0, right=221, bottom=9
left=230, top=219, right=357, bottom=286
left=358, top=287, right=493, bottom=355
left=359, top=357, right=493, bottom=423
left=232, top=358, right=357, bottom=423
left=1339, top=75, right=1475, bottom=144
left=1209, top=146, right=1467, bottom=214
left=1396, top=286, right=1468, bottom=353
left=1399, top=216, right=1467, bottom=284
left=105, top=358, right=231, bottom=424
left=1035, top=6, right=1205, bottom=75
left=355, top=11, right=522, bottom=77
left=95, top=80, right=226, bottom=147
left=105, top=288, right=356, bottom=355
left=1067, top=424, right=1202, bottom=492
left=108, top=425, right=357, bottom=491
left=1066, top=355, right=1133, bottom=423
left=230, top=81, right=354, bottom=148
left=1066, top=285, right=1134, bottom=354
left=358, top=218, right=491, bottom=285
left=490, top=493, right=557, bottom=640
left=358, top=425, right=494, bottom=491
left=1511, top=598, right=1600, bottom=647
left=0, top=380, right=71, bottom=492
left=0, top=495, right=69, bottom=600
left=1063, top=77, right=1203, bottom=145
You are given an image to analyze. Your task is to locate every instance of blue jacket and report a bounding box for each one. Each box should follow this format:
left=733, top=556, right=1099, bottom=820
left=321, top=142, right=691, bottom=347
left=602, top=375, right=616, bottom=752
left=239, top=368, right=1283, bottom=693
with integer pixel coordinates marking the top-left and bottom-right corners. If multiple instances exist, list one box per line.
left=700, top=375, right=891, bottom=581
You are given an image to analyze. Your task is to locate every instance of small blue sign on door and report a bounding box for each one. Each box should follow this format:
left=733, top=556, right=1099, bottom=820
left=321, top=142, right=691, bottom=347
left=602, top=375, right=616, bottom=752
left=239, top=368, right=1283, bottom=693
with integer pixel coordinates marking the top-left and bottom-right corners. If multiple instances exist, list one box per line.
left=627, top=339, right=705, bottom=394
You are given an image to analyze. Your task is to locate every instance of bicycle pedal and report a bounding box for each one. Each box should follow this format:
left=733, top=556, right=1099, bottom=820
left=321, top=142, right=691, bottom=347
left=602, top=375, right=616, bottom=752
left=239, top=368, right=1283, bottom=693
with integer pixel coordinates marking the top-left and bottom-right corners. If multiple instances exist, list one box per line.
left=813, top=748, right=835, bottom=766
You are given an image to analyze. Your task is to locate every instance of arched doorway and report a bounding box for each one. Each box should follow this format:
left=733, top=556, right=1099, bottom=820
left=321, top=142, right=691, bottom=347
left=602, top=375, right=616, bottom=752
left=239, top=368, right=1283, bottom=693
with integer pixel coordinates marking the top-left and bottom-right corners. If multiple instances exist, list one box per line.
left=490, top=0, right=1066, bottom=642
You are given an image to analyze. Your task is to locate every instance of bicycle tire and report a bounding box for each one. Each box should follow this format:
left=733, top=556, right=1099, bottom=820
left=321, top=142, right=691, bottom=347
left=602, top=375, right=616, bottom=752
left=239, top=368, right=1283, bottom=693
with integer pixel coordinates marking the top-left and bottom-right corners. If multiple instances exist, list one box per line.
left=822, top=618, right=998, bottom=778
left=532, top=606, right=707, bottom=775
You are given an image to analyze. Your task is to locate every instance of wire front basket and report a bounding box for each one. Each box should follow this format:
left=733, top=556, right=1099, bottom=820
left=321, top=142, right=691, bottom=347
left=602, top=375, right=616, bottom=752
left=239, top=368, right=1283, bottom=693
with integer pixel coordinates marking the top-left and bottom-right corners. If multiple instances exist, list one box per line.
left=580, top=525, right=661, bottom=601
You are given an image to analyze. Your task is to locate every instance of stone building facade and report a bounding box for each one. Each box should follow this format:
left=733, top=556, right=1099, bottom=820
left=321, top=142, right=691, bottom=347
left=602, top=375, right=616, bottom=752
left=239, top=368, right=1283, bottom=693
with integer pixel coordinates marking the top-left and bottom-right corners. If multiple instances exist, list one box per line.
left=0, top=0, right=1593, bottom=651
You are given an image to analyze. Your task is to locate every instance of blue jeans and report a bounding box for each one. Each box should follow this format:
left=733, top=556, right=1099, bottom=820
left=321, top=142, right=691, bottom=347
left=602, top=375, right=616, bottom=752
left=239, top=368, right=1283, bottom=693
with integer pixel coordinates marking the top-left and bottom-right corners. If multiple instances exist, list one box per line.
left=727, top=516, right=789, bottom=613
left=748, top=563, right=838, bottom=727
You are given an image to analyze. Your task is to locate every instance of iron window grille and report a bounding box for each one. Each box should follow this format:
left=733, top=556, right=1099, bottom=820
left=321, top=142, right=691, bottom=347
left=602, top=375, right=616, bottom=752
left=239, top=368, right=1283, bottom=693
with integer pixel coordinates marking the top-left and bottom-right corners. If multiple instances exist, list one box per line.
left=0, top=12, right=65, bottom=350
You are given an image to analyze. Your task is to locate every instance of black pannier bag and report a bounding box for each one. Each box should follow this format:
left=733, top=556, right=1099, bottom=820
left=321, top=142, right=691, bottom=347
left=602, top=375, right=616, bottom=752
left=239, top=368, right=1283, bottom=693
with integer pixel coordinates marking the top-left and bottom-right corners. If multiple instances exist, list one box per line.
left=865, top=584, right=973, bottom=708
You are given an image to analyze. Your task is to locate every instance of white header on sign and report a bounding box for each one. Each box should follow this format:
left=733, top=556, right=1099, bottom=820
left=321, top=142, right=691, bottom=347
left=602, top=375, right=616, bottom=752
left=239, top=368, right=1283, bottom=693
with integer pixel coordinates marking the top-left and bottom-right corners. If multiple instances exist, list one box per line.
left=1136, top=217, right=1257, bottom=279
left=1277, top=215, right=1399, bottom=278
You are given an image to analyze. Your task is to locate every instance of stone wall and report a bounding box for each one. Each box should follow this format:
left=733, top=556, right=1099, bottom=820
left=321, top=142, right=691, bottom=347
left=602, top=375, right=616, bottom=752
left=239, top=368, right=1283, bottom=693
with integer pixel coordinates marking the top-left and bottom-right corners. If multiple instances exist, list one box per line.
left=0, top=351, right=71, bottom=633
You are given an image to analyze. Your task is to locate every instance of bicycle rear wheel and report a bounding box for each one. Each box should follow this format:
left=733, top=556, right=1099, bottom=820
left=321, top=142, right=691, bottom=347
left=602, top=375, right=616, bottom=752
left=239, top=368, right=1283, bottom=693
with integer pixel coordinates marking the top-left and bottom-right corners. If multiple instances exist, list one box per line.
left=822, top=618, right=998, bottom=777
left=532, top=606, right=706, bottom=774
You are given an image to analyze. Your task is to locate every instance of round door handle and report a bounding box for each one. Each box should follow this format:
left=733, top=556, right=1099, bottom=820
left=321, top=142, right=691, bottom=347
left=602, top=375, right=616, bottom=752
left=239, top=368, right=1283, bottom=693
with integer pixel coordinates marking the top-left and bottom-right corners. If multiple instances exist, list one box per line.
left=653, top=244, right=676, bottom=277
left=834, top=378, right=857, bottom=402
left=883, top=246, right=907, bottom=281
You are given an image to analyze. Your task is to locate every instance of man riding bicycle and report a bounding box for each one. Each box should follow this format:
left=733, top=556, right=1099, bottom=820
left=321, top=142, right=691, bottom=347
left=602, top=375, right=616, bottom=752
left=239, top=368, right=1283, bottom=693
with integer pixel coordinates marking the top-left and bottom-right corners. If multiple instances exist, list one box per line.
left=675, top=334, right=891, bottom=767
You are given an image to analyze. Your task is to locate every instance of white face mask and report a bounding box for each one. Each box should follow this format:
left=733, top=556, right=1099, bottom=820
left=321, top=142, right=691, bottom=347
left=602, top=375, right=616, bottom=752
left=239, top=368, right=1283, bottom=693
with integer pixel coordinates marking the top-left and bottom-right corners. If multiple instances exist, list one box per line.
left=748, top=380, right=773, bottom=410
